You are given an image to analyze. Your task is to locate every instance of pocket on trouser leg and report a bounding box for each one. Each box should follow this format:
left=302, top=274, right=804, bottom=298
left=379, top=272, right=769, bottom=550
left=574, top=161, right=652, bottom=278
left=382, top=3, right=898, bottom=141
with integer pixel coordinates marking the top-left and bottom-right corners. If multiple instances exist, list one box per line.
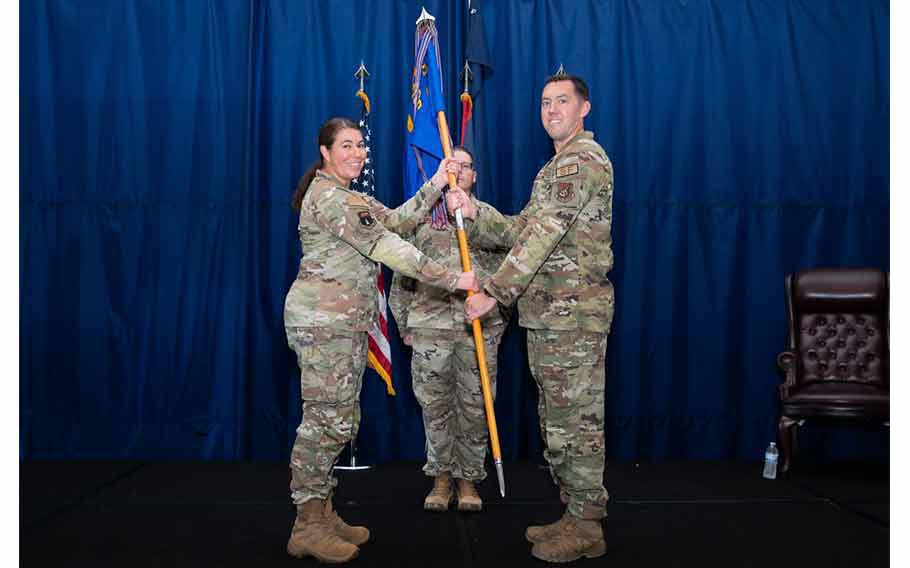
left=567, top=430, right=605, bottom=482
left=288, top=328, right=359, bottom=404
left=411, top=336, right=457, bottom=443
left=532, top=336, right=585, bottom=463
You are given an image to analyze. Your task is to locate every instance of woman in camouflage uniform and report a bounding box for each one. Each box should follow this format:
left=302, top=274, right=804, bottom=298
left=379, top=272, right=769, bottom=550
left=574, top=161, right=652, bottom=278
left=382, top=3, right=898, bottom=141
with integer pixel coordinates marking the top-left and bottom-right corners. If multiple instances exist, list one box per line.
left=389, top=147, right=510, bottom=513
left=283, top=118, right=477, bottom=563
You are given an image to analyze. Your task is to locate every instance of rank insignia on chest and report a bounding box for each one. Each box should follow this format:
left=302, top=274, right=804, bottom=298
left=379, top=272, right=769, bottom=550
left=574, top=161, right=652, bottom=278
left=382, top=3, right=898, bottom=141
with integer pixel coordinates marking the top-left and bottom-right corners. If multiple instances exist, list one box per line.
left=358, top=211, right=375, bottom=227
left=555, top=182, right=575, bottom=203
left=555, top=163, right=579, bottom=178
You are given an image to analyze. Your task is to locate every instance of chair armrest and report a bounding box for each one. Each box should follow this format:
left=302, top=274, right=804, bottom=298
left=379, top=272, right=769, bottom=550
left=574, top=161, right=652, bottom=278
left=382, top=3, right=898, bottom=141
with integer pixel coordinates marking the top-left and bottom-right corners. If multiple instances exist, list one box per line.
left=777, top=350, right=797, bottom=399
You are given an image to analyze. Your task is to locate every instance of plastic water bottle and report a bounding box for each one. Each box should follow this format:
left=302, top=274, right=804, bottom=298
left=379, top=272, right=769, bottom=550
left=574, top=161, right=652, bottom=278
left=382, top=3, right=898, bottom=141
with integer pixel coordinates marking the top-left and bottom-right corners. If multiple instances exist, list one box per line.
left=762, top=442, right=778, bottom=480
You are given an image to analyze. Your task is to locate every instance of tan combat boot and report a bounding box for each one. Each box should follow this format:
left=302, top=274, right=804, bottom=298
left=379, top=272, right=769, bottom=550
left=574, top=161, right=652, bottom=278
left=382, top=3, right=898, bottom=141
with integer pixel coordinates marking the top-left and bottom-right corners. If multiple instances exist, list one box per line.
left=455, top=478, right=482, bottom=512
left=324, top=496, right=370, bottom=545
left=525, top=489, right=572, bottom=543
left=525, top=510, right=571, bottom=544
left=423, top=472, right=454, bottom=511
left=286, top=499, right=359, bottom=563
left=530, top=514, right=607, bottom=563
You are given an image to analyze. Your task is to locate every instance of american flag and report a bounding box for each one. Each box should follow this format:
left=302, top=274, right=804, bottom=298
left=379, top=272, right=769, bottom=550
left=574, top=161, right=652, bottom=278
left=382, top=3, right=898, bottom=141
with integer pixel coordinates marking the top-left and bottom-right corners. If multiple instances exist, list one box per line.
left=352, top=89, right=395, bottom=396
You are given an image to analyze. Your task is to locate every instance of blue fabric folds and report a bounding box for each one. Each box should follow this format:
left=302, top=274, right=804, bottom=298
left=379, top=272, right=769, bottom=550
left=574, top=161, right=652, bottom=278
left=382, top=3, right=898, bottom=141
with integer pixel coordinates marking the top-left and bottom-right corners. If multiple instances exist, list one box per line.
left=21, top=1, right=888, bottom=463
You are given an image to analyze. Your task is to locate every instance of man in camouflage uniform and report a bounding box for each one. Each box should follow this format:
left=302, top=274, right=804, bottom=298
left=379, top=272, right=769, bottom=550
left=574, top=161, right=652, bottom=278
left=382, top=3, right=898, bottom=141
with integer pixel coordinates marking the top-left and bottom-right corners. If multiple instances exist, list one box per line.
left=285, top=122, right=476, bottom=564
left=463, top=75, right=614, bottom=563
left=389, top=147, right=510, bottom=513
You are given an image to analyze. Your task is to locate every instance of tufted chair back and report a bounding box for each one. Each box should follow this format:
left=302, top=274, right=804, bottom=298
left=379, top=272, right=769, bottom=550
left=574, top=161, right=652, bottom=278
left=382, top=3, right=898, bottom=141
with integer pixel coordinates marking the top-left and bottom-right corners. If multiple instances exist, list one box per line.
left=789, top=268, right=888, bottom=390
left=776, top=268, right=889, bottom=473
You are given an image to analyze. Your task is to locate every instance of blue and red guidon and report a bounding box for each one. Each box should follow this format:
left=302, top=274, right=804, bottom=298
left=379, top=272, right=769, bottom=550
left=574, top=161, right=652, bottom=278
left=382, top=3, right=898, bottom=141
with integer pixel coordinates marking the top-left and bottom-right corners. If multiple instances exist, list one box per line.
left=405, top=18, right=450, bottom=228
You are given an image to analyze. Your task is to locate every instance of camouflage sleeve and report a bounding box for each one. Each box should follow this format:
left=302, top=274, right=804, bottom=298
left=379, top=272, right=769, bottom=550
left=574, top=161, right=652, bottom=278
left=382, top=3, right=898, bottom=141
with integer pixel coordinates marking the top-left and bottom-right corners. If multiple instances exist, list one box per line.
left=484, top=154, right=609, bottom=307
left=310, top=185, right=460, bottom=292
left=388, top=271, right=417, bottom=339
left=368, top=180, right=443, bottom=236
left=468, top=197, right=527, bottom=250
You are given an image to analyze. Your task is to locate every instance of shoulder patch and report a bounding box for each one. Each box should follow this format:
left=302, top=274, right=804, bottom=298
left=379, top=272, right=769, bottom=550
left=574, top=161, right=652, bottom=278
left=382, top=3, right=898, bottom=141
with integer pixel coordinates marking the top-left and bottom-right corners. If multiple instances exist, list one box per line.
left=555, top=181, right=575, bottom=203
left=357, top=210, right=376, bottom=227
left=556, top=163, right=579, bottom=178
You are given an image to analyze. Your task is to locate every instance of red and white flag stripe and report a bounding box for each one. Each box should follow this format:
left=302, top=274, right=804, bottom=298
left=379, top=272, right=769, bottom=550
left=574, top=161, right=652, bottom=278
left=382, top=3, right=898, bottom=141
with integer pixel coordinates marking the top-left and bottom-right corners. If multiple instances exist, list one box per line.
left=367, top=270, right=395, bottom=395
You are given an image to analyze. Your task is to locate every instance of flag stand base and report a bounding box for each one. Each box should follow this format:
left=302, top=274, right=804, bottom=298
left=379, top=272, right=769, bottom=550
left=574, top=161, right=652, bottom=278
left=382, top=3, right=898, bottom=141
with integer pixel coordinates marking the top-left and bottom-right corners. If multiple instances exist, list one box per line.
left=334, top=440, right=372, bottom=471
left=334, top=460, right=371, bottom=471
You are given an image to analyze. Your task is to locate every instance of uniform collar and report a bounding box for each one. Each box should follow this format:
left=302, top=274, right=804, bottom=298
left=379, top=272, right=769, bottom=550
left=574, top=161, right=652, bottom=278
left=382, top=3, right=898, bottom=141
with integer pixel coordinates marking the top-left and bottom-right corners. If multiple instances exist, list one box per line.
left=554, top=130, right=594, bottom=157
left=315, top=169, right=350, bottom=189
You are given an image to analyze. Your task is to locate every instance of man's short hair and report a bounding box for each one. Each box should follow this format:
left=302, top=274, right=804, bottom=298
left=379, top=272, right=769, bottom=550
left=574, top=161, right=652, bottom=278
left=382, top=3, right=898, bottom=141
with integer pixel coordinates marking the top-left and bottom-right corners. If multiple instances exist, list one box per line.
left=452, top=145, right=475, bottom=165
left=543, top=74, right=590, bottom=101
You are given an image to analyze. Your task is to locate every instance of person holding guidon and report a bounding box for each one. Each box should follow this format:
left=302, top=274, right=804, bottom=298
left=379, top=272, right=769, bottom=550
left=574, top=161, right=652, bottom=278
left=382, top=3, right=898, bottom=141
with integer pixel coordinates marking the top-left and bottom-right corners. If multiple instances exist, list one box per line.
left=283, top=117, right=478, bottom=563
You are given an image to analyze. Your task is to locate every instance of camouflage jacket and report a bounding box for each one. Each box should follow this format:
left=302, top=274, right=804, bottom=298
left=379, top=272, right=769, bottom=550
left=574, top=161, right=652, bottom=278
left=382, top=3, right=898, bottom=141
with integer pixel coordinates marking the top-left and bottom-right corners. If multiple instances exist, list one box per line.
left=389, top=195, right=510, bottom=334
left=470, top=131, right=615, bottom=332
left=283, top=170, right=461, bottom=331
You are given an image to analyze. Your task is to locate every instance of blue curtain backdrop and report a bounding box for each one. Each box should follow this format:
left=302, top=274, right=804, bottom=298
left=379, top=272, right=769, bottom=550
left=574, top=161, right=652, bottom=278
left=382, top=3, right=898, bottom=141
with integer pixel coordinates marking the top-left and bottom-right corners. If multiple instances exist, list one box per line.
left=21, top=1, right=889, bottom=463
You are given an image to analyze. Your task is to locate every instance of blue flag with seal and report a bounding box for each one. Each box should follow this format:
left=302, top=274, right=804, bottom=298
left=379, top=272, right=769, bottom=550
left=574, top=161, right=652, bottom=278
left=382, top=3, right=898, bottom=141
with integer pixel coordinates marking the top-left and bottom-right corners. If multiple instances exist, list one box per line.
left=405, top=13, right=448, bottom=203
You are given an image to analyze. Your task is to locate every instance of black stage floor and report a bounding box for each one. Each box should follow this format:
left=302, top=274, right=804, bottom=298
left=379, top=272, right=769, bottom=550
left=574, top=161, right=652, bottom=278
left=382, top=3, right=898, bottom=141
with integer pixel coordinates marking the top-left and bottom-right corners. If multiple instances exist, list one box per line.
left=21, top=460, right=888, bottom=567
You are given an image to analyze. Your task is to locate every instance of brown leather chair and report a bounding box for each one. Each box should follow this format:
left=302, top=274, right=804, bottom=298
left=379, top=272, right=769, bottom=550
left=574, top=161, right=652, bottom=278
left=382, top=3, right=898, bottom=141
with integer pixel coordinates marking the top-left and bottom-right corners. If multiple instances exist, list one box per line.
left=776, top=268, right=889, bottom=473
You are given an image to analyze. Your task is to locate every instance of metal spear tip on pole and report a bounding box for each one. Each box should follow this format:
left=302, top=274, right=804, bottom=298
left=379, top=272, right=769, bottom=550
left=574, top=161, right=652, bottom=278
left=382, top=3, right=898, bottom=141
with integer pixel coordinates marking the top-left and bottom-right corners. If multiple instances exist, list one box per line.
left=354, top=61, right=369, bottom=93
left=416, top=7, right=435, bottom=25
left=495, top=459, right=506, bottom=497
left=461, top=60, right=473, bottom=93
left=354, top=60, right=369, bottom=79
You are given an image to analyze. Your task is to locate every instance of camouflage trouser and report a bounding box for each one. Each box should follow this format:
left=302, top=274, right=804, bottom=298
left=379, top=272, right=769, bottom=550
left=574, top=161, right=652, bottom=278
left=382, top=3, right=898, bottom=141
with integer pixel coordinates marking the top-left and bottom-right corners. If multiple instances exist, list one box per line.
left=286, top=327, right=367, bottom=505
left=411, top=326, right=504, bottom=481
left=527, top=329, right=609, bottom=520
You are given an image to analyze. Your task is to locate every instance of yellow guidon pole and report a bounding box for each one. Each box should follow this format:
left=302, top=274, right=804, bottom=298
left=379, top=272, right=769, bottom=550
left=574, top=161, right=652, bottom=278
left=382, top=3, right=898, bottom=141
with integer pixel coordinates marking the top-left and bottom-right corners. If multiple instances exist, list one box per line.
left=435, top=111, right=506, bottom=498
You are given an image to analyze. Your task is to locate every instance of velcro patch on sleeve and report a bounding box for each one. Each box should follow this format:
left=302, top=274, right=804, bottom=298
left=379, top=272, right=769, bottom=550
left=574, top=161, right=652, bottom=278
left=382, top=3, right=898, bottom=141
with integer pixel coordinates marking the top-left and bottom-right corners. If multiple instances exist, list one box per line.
left=345, top=194, right=370, bottom=207
left=554, top=181, right=576, bottom=203
left=358, top=210, right=376, bottom=227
